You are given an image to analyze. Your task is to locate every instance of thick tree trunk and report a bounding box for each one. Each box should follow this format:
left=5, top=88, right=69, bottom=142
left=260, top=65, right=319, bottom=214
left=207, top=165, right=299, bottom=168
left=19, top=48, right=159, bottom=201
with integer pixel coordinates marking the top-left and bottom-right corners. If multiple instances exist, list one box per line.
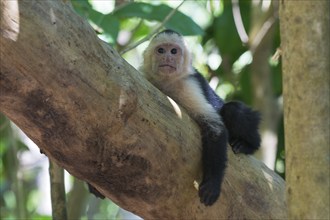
left=280, top=1, right=330, bottom=219
left=0, top=0, right=286, bottom=219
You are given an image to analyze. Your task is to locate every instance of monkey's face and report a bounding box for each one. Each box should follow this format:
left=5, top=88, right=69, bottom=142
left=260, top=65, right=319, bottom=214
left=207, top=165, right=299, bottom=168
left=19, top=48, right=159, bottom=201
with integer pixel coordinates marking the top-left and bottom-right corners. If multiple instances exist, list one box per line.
left=154, top=43, right=183, bottom=74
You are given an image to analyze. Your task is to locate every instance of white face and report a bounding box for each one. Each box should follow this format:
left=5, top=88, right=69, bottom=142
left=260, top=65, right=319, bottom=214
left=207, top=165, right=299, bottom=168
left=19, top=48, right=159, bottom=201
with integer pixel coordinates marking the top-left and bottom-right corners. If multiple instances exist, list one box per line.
left=154, top=43, right=183, bottom=74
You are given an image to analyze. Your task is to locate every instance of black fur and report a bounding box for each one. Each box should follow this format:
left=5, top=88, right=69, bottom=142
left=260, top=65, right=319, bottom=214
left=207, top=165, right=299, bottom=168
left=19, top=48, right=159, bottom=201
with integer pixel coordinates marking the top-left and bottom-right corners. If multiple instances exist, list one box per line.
left=192, top=71, right=224, bottom=112
left=198, top=125, right=228, bottom=206
left=190, top=71, right=261, bottom=205
left=220, top=102, right=261, bottom=154
left=192, top=71, right=261, bottom=155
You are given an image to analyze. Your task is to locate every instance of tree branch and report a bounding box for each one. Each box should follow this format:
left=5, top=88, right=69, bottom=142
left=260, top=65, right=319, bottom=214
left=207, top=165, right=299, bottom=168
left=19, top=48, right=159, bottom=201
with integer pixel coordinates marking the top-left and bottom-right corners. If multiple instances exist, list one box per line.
left=49, top=159, right=68, bottom=220
left=0, top=0, right=286, bottom=219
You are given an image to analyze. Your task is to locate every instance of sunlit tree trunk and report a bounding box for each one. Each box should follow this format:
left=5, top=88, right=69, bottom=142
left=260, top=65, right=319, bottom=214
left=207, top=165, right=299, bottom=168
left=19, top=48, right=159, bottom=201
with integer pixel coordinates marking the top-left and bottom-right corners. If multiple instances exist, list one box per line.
left=280, top=1, right=330, bottom=219
left=49, top=160, right=67, bottom=220
left=67, top=178, right=89, bottom=219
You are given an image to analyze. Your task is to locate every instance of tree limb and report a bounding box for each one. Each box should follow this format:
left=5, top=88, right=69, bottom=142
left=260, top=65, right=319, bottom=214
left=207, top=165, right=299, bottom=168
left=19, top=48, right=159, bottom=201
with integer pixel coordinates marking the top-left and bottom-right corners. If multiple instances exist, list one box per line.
left=0, top=0, right=286, bottom=219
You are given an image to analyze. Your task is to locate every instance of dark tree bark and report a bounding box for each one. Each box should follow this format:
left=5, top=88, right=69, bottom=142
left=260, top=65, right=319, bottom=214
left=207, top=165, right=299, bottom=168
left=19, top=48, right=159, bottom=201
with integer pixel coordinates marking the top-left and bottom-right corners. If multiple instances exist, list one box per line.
left=0, top=0, right=286, bottom=219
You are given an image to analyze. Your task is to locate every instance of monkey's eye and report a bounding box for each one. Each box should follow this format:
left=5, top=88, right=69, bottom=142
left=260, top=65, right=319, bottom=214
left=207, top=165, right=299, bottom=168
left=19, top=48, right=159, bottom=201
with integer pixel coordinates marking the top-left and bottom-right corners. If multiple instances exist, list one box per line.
left=157, top=48, right=165, bottom=54
left=171, top=48, right=177, bottom=54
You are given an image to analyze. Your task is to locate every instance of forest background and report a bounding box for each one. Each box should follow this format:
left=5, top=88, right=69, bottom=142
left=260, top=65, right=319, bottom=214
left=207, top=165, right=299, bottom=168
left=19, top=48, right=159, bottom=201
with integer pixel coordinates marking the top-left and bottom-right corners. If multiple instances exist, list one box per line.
left=1, top=0, right=328, bottom=219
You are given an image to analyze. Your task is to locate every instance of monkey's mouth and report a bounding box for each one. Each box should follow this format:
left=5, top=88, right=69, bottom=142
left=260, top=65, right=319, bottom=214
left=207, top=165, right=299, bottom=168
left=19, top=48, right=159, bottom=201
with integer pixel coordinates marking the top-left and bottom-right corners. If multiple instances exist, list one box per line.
left=159, top=64, right=175, bottom=68
left=159, top=64, right=176, bottom=73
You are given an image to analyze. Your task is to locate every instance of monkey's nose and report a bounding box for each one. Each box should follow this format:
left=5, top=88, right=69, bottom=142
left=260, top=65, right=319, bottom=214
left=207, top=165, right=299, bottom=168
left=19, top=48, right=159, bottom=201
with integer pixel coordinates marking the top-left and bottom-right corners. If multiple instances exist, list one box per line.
left=165, top=56, right=173, bottom=62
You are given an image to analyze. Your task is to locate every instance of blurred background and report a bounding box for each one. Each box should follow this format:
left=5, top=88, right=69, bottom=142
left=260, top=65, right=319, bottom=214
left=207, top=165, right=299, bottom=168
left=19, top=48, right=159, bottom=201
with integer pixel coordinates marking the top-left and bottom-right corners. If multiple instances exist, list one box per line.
left=0, top=0, right=284, bottom=219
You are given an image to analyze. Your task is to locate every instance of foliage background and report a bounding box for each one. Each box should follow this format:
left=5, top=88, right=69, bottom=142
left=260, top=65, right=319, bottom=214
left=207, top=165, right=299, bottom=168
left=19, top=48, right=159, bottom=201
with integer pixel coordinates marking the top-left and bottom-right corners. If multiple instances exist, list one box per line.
left=0, top=0, right=283, bottom=219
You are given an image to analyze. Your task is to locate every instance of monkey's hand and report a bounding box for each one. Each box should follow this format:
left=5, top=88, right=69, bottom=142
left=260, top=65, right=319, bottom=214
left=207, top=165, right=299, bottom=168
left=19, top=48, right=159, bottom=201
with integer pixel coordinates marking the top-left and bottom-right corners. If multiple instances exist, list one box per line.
left=230, top=138, right=252, bottom=154
left=198, top=177, right=220, bottom=206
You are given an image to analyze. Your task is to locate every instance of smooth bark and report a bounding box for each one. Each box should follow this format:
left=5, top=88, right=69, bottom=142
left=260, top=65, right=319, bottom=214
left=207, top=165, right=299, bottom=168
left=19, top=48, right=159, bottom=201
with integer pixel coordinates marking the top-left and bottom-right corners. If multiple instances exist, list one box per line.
left=280, top=0, right=330, bottom=219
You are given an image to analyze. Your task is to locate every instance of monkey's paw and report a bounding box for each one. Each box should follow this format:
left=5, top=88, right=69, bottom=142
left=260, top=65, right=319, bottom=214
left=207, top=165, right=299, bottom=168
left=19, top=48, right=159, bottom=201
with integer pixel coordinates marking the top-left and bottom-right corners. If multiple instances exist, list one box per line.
left=198, top=179, right=220, bottom=206
left=230, top=139, right=255, bottom=154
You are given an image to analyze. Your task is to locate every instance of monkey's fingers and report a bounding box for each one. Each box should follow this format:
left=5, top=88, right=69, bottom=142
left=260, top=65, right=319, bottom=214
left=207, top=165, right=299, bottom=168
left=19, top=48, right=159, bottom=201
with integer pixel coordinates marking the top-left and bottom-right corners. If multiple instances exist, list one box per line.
left=230, top=138, right=258, bottom=155
left=198, top=180, right=220, bottom=206
left=230, top=139, right=242, bottom=154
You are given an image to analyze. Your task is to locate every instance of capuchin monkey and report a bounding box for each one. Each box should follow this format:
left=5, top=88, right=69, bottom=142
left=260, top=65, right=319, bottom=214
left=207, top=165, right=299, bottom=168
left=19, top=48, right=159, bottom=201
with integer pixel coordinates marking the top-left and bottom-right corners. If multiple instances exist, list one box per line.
left=141, top=29, right=261, bottom=206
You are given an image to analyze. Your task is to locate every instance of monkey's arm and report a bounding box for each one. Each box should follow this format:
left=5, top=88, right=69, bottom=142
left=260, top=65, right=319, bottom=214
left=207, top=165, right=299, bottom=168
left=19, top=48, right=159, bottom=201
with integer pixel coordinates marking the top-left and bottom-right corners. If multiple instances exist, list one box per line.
left=168, top=77, right=228, bottom=206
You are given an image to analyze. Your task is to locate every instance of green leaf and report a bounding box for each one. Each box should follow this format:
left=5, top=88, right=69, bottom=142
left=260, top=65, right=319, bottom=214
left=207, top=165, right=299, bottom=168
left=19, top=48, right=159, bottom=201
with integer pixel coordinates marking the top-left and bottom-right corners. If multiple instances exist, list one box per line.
left=88, top=10, right=120, bottom=43
left=72, top=1, right=119, bottom=43
left=88, top=9, right=104, bottom=25
left=206, top=0, right=251, bottom=64
left=100, top=14, right=120, bottom=42
left=71, top=0, right=93, bottom=17
left=113, top=2, right=204, bottom=36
